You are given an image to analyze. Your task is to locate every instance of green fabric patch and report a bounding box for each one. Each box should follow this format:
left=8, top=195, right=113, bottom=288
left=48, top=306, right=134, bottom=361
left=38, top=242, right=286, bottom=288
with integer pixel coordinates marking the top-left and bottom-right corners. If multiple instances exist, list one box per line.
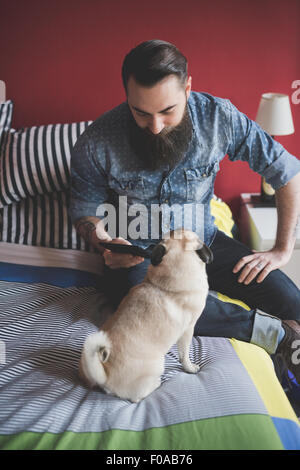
left=0, top=414, right=283, bottom=450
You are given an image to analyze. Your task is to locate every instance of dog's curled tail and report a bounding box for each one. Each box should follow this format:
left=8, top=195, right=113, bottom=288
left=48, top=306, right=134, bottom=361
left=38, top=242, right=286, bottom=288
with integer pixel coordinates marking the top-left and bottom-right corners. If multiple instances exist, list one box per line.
left=80, top=331, right=111, bottom=387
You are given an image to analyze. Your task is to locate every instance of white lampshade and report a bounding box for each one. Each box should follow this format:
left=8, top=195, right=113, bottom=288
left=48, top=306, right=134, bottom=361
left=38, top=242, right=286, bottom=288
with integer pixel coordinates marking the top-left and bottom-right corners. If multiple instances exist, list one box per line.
left=255, top=92, right=295, bottom=136
left=0, top=80, right=6, bottom=103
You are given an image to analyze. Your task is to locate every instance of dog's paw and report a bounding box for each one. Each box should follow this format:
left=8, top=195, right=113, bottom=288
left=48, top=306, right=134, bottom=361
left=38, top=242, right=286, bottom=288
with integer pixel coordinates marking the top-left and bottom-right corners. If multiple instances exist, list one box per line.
left=183, top=362, right=200, bottom=374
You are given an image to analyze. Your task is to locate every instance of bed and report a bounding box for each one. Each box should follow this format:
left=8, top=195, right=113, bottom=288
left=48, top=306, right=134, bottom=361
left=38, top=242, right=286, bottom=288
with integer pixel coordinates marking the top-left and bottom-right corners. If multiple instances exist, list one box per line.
left=1, top=88, right=300, bottom=451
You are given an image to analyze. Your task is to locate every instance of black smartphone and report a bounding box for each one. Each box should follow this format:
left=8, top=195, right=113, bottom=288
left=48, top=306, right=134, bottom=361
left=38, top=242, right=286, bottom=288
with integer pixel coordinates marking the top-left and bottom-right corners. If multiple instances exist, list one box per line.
left=98, top=241, right=153, bottom=258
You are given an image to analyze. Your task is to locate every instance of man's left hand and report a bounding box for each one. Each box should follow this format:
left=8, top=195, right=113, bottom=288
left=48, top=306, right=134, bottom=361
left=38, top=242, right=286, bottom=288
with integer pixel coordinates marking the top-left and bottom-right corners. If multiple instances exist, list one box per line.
left=232, top=248, right=292, bottom=285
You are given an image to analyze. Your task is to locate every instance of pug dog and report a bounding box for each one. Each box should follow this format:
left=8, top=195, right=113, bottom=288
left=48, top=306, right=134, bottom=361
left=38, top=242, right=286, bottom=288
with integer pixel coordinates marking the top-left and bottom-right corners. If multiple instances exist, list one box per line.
left=80, top=229, right=213, bottom=403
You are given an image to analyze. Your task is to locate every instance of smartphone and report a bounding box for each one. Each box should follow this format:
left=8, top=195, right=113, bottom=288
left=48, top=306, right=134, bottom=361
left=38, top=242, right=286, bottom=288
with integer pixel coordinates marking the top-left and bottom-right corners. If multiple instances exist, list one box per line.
left=98, top=241, right=153, bottom=258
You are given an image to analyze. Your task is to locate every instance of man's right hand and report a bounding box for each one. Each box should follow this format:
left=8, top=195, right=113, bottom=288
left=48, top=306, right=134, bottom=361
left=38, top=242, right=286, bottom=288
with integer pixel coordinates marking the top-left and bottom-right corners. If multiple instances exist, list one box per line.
left=94, top=220, right=144, bottom=269
left=101, top=237, right=145, bottom=270
left=75, top=217, right=144, bottom=270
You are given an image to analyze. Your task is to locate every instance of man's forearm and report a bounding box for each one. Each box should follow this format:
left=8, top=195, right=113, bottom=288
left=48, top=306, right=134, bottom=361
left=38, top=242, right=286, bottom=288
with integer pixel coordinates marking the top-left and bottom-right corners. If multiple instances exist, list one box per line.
left=275, top=172, right=300, bottom=254
left=75, top=216, right=99, bottom=243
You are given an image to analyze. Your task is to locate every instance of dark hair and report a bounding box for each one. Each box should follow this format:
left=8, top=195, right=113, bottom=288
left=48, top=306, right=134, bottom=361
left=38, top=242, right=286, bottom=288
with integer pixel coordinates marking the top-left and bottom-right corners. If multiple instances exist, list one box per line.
left=122, top=39, right=188, bottom=93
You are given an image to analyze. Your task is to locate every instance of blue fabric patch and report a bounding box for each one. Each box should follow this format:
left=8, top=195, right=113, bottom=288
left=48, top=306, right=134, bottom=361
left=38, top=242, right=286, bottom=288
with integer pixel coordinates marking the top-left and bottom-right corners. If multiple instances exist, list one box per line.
left=272, top=417, right=300, bottom=450
left=0, top=262, right=102, bottom=288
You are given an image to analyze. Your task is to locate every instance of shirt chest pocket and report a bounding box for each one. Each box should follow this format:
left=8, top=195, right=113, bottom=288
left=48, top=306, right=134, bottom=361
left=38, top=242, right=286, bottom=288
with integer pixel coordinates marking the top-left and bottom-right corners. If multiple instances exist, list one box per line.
left=110, top=176, right=157, bottom=202
left=184, top=162, right=219, bottom=202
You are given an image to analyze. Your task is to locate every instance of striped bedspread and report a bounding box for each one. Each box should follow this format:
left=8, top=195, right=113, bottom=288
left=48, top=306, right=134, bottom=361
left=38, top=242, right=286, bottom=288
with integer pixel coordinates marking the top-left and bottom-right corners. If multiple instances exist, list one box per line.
left=0, top=260, right=299, bottom=450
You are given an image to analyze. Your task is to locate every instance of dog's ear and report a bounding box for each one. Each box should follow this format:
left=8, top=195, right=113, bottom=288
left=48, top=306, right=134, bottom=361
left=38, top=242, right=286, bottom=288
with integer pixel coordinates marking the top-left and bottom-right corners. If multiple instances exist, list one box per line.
left=196, top=244, right=214, bottom=264
left=151, top=244, right=167, bottom=266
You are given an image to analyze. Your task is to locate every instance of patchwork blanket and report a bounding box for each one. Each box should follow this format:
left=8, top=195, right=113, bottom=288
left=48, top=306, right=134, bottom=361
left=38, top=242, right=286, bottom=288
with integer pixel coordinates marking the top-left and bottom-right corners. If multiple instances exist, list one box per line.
left=0, top=262, right=299, bottom=450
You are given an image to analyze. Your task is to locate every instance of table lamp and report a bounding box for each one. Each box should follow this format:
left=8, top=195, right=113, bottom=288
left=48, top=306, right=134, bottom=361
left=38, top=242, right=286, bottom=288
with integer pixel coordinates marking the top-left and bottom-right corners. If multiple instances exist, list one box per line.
left=0, top=80, right=6, bottom=103
left=255, top=93, right=295, bottom=205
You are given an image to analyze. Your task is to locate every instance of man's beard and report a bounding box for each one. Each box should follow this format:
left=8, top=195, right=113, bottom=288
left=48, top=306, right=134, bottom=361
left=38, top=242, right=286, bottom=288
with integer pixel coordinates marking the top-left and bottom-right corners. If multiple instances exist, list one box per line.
left=128, top=104, right=193, bottom=171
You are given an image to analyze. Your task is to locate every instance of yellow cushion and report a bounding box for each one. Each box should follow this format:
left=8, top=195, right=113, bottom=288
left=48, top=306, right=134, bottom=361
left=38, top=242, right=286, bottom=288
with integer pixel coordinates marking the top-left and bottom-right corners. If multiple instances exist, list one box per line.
left=210, top=197, right=250, bottom=311
left=210, top=197, right=234, bottom=238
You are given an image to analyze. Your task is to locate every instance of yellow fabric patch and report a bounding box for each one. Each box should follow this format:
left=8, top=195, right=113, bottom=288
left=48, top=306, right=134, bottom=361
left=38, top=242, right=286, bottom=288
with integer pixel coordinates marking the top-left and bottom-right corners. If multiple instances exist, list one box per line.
left=217, top=292, right=251, bottom=311
left=230, top=339, right=299, bottom=424
left=210, top=197, right=234, bottom=238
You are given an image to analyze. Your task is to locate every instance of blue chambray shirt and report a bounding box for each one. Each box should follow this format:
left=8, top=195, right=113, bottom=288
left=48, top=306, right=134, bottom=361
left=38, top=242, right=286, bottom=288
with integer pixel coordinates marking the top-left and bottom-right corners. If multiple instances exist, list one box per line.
left=69, top=91, right=300, bottom=248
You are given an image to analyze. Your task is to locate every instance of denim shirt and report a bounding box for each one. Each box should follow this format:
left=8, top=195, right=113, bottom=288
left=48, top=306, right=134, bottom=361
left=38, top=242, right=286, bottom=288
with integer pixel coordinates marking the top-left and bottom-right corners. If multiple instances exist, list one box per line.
left=69, top=91, right=300, bottom=248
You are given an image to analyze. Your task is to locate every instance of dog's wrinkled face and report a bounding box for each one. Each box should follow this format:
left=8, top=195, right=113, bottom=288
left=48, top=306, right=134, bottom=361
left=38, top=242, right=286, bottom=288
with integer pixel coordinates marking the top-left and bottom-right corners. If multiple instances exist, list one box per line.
left=150, top=230, right=213, bottom=266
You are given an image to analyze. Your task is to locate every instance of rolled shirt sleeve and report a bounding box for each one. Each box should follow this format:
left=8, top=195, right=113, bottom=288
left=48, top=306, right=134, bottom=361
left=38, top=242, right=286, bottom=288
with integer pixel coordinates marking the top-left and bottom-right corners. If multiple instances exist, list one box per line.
left=69, top=131, right=109, bottom=226
left=226, top=100, right=300, bottom=189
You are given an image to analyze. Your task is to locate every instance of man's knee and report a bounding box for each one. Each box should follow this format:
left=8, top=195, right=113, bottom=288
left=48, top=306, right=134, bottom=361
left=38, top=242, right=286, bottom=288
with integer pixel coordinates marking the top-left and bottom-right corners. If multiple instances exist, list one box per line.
left=260, top=269, right=300, bottom=320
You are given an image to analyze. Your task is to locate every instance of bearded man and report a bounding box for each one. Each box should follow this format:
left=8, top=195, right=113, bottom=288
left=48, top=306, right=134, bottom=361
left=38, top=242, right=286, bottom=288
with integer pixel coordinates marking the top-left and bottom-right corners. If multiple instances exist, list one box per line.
left=69, top=39, right=300, bottom=383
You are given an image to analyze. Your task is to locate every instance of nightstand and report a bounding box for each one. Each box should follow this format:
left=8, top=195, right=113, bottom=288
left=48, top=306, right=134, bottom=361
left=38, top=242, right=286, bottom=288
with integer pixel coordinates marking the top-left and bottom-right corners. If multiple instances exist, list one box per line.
left=239, top=193, right=300, bottom=289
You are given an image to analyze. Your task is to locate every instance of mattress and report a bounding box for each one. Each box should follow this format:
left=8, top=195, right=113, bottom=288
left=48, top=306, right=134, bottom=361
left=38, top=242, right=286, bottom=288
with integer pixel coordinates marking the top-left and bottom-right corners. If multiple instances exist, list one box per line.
left=0, top=242, right=299, bottom=450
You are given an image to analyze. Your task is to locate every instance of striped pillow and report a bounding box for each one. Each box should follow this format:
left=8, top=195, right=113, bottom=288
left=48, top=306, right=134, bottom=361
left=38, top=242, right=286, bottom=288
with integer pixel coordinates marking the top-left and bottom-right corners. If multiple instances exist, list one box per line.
left=0, top=190, right=95, bottom=251
left=0, top=100, right=13, bottom=151
left=0, top=120, right=92, bottom=208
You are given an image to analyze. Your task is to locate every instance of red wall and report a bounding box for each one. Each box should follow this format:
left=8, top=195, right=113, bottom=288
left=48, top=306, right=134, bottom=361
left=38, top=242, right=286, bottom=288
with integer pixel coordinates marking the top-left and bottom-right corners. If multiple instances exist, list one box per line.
left=1, top=0, right=299, bottom=218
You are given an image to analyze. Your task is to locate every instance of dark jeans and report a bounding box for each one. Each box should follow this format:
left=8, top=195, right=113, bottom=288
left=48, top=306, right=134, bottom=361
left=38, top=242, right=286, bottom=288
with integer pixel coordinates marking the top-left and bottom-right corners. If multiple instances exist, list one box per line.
left=102, top=231, right=300, bottom=350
